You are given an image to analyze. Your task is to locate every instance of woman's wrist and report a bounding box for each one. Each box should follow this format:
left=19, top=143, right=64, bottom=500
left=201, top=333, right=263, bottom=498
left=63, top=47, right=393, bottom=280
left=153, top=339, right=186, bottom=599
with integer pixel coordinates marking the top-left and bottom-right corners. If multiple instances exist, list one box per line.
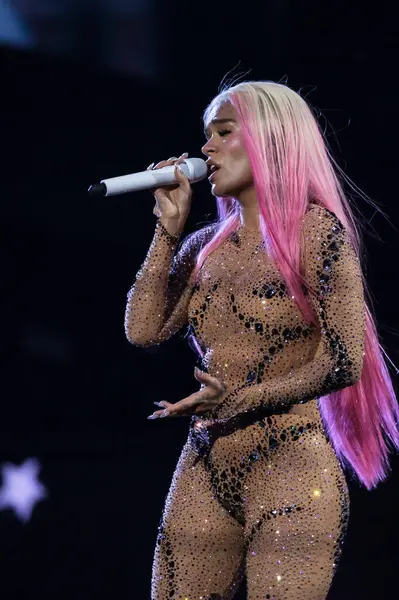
left=158, top=217, right=186, bottom=238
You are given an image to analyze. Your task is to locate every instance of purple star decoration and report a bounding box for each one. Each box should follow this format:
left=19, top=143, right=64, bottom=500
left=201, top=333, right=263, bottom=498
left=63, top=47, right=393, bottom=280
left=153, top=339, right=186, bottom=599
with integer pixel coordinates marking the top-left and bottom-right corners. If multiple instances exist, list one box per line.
left=0, top=458, right=47, bottom=523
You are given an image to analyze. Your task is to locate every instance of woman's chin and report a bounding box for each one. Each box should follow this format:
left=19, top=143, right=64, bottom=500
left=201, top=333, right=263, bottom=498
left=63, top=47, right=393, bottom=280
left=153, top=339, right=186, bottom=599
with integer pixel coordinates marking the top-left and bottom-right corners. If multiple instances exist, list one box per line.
left=210, top=183, right=232, bottom=198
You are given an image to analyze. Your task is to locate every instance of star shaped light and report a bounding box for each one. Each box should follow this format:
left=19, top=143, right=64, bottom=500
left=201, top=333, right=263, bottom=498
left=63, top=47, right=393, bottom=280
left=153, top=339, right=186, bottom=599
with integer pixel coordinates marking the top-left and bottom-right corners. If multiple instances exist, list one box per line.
left=0, top=458, right=47, bottom=523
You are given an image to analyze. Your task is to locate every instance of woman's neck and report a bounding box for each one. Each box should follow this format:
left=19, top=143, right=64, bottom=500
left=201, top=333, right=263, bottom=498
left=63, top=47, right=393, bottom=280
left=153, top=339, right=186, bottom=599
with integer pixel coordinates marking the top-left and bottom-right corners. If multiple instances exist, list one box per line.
left=238, top=207, right=260, bottom=231
left=235, top=185, right=260, bottom=231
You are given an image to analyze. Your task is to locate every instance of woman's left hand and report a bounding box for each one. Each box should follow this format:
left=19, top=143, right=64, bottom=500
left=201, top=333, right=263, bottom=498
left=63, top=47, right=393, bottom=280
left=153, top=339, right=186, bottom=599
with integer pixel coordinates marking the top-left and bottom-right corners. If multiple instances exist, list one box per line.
left=147, top=368, right=227, bottom=419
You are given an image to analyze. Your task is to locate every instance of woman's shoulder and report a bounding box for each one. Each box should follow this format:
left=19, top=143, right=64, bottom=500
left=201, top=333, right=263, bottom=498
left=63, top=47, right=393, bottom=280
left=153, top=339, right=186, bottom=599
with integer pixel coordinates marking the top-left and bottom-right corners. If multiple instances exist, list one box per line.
left=303, top=201, right=344, bottom=233
left=178, top=222, right=218, bottom=257
left=300, top=202, right=351, bottom=273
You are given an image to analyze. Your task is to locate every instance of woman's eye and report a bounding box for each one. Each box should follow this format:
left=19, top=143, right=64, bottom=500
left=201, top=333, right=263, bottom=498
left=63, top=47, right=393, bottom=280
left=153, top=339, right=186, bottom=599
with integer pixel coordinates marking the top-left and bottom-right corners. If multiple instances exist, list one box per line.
left=204, top=129, right=232, bottom=142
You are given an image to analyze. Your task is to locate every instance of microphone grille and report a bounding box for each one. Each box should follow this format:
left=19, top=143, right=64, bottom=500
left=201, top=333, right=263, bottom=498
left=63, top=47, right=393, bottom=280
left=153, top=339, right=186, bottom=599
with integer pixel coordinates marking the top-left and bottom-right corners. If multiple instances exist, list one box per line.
left=185, top=158, right=208, bottom=182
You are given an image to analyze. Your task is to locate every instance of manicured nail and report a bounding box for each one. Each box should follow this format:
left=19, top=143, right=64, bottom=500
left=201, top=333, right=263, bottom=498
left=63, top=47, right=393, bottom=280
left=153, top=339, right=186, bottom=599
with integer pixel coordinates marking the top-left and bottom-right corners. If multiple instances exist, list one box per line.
left=160, top=410, right=169, bottom=418
left=154, top=401, right=165, bottom=407
left=147, top=414, right=157, bottom=420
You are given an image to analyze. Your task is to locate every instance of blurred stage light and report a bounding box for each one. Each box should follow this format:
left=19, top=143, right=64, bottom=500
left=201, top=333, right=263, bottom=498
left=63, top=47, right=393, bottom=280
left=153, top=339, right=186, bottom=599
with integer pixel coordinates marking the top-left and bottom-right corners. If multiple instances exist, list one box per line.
left=0, top=0, right=157, bottom=78
left=0, top=458, right=47, bottom=523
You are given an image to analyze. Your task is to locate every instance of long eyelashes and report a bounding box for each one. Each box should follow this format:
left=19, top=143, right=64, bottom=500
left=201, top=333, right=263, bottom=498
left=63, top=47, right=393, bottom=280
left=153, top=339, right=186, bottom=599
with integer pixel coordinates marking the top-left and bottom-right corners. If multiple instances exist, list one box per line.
left=204, top=129, right=232, bottom=142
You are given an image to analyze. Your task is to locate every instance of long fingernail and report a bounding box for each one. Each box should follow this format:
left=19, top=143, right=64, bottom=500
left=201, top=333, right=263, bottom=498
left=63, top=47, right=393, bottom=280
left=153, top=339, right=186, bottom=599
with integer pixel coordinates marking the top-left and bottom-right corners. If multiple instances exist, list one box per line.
left=181, top=152, right=188, bottom=157
left=154, top=401, right=165, bottom=407
left=147, top=414, right=157, bottom=420
left=147, top=162, right=155, bottom=170
left=160, top=410, right=169, bottom=418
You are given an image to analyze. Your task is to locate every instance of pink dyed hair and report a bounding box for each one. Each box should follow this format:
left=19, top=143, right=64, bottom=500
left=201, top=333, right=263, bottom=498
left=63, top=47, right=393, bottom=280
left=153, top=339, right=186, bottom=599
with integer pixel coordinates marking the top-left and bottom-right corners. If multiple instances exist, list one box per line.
left=193, top=81, right=399, bottom=490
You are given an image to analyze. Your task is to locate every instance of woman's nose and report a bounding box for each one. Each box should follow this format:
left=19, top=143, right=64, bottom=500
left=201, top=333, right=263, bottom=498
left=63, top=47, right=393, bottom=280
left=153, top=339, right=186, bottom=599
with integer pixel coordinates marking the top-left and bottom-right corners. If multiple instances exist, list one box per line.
left=201, top=139, right=216, bottom=156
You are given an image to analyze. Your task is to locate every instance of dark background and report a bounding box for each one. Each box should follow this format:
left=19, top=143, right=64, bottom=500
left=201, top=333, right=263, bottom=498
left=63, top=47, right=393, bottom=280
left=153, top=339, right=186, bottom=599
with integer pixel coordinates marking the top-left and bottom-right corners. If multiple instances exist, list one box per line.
left=1, top=1, right=398, bottom=598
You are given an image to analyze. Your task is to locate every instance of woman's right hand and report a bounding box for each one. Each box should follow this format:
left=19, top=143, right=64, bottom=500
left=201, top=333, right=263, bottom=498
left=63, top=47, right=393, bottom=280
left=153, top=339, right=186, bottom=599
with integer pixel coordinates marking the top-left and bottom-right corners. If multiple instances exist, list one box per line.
left=147, top=152, right=193, bottom=236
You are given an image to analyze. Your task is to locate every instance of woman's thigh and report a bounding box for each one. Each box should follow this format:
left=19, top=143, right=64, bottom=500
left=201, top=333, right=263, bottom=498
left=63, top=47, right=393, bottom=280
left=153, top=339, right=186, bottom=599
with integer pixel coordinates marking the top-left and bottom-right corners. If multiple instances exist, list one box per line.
left=242, top=416, right=350, bottom=599
left=152, top=437, right=246, bottom=600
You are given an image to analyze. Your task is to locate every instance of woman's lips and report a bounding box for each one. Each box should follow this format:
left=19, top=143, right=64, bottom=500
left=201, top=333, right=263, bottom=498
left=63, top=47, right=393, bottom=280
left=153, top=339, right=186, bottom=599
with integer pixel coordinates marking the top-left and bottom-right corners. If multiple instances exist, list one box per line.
left=208, top=168, right=220, bottom=182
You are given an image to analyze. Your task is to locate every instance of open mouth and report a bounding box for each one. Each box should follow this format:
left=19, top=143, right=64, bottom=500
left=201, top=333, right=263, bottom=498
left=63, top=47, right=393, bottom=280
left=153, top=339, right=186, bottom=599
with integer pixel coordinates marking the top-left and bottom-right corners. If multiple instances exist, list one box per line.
left=208, top=166, right=221, bottom=181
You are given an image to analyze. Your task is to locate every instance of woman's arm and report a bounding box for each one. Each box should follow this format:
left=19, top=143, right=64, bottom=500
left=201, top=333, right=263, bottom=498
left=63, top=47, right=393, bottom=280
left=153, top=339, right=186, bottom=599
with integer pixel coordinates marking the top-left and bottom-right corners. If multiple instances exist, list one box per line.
left=219, top=205, right=366, bottom=416
left=124, top=219, right=214, bottom=347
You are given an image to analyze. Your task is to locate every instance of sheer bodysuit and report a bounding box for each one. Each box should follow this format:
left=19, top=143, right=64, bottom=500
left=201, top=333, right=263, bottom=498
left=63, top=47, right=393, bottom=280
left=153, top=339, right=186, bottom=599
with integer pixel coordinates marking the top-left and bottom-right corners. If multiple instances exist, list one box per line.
left=125, top=203, right=365, bottom=599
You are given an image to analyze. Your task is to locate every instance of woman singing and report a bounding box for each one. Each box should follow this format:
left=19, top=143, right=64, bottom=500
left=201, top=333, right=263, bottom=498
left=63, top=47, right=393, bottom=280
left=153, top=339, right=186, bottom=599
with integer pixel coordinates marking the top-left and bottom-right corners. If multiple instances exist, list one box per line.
left=124, top=81, right=399, bottom=599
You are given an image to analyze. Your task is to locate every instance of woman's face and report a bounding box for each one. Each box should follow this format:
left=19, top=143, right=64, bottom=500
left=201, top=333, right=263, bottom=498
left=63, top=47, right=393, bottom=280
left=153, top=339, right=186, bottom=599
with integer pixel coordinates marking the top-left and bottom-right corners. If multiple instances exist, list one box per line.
left=201, top=101, right=254, bottom=199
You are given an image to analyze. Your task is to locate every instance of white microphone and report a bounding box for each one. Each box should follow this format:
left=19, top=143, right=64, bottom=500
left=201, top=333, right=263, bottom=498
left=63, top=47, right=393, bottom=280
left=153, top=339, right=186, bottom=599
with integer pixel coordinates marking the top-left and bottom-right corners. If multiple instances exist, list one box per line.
left=88, top=158, right=208, bottom=197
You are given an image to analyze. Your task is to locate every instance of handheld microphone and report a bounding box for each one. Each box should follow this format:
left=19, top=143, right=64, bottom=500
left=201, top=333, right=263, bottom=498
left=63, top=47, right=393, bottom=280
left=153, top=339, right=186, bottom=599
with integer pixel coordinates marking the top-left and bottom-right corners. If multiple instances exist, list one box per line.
left=88, top=158, right=208, bottom=197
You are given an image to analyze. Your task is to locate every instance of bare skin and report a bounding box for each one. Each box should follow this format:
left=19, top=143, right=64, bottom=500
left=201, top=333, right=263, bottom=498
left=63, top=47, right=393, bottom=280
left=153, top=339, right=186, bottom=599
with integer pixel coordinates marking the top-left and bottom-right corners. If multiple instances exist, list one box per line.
left=202, top=100, right=260, bottom=231
left=148, top=100, right=260, bottom=420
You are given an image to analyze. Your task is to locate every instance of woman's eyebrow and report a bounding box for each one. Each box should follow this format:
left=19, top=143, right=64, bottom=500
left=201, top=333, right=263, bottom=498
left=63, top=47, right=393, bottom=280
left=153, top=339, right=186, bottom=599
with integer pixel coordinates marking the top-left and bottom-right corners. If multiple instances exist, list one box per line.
left=204, top=118, right=236, bottom=136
